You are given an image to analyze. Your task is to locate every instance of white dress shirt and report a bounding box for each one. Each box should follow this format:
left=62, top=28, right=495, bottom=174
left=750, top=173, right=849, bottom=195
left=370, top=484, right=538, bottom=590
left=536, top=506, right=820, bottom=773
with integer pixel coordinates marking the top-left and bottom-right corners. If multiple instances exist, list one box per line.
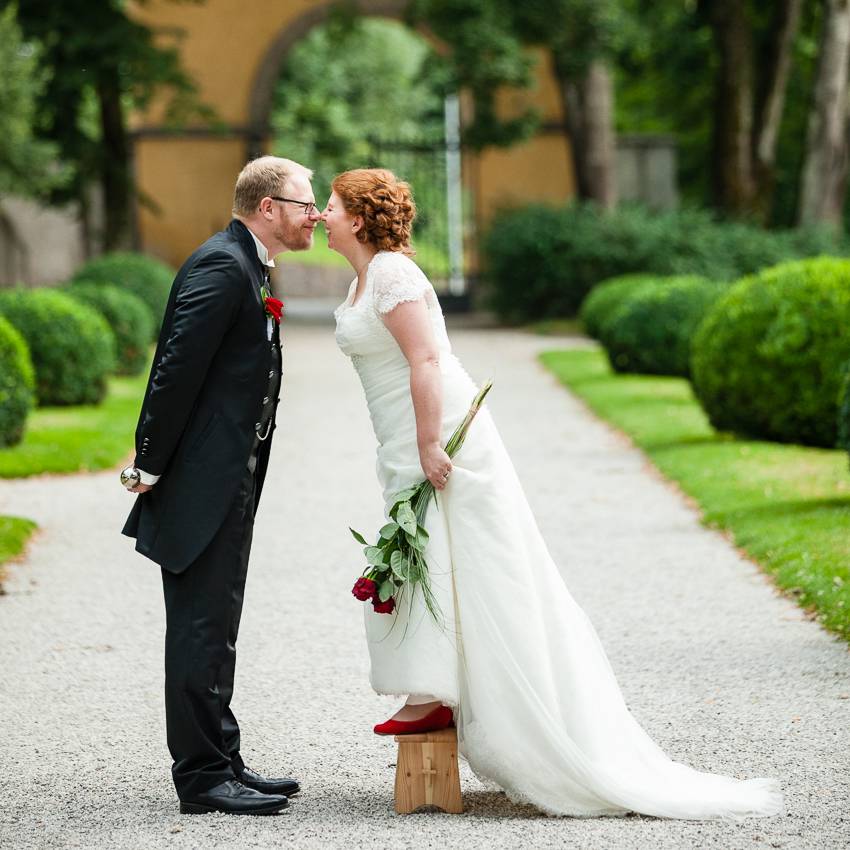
left=137, top=227, right=276, bottom=486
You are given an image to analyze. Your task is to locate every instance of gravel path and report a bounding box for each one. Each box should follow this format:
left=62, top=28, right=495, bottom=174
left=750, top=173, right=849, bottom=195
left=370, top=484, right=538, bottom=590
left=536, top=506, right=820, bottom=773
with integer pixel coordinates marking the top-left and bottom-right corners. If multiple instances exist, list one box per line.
left=1, top=325, right=848, bottom=850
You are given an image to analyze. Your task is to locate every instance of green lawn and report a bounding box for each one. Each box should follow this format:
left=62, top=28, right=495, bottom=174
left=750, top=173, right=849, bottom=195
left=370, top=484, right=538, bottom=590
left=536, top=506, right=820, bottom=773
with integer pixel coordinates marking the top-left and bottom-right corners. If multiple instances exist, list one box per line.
left=0, top=516, right=38, bottom=588
left=0, top=369, right=148, bottom=478
left=541, top=347, right=850, bottom=642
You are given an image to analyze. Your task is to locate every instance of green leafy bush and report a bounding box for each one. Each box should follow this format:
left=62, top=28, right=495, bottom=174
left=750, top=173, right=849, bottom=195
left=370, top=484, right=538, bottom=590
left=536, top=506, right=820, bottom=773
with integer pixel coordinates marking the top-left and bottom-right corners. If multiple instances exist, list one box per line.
left=691, top=258, right=850, bottom=447
left=0, top=289, right=116, bottom=406
left=482, top=203, right=847, bottom=323
left=838, top=361, right=850, bottom=458
left=66, top=282, right=153, bottom=376
left=599, top=276, right=723, bottom=377
left=0, top=315, right=35, bottom=446
left=71, top=252, right=173, bottom=339
left=579, top=274, right=659, bottom=339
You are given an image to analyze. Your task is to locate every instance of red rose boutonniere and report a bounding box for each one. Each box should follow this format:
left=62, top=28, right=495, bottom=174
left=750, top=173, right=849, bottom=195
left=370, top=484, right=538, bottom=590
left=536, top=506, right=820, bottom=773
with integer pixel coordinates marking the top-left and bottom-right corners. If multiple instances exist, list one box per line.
left=265, top=297, right=283, bottom=324
left=261, top=284, right=284, bottom=324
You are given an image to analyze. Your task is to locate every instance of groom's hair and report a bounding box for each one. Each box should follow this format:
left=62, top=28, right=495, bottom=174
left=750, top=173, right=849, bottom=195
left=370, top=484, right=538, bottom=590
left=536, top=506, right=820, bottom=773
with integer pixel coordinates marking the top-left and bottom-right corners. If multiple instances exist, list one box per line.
left=232, top=156, right=313, bottom=217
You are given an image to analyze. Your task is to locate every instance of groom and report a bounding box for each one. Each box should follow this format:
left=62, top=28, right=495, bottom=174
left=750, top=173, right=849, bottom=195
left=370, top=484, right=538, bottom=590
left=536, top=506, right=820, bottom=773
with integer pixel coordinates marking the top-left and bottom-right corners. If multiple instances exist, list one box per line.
left=121, top=156, right=320, bottom=815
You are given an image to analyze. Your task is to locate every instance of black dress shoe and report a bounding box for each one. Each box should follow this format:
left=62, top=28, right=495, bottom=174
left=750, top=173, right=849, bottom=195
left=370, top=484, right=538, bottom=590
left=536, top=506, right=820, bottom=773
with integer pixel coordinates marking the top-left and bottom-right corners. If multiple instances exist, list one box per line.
left=237, top=766, right=301, bottom=797
left=179, top=779, right=288, bottom=815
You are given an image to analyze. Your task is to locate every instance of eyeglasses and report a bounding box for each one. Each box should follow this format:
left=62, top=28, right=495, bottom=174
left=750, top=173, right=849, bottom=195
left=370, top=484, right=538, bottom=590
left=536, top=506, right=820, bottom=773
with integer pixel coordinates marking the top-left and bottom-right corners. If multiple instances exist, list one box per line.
left=269, top=196, right=318, bottom=217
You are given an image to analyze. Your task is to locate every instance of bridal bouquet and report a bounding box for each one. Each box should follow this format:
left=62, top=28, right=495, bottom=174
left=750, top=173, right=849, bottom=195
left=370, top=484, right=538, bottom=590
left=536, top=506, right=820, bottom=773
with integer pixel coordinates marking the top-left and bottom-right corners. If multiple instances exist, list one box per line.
left=350, top=380, right=493, bottom=624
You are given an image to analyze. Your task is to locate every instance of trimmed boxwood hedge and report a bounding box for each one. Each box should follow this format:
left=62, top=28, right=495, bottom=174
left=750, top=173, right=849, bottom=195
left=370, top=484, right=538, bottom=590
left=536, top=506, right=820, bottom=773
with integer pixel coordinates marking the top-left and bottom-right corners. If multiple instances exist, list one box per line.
left=839, top=369, right=850, bottom=453
left=579, top=274, right=659, bottom=339
left=690, top=258, right=850, bottom=447
left=0, top=315, right=35, bottom=446
left=71, top=252, right=173, bottom=340
left=66, top=282, right=153, bottom=376
left=0, top=289, right=116, bottom=406
left=838, top=362, right=850, bottom=459
left=598, top=276, right=723, bottom=377
left=482, top=202, right=847, bottom=323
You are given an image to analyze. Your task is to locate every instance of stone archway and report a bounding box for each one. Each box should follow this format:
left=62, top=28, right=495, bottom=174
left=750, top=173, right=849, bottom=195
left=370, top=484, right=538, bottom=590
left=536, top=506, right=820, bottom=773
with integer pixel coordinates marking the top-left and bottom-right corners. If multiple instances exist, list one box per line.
left=130, top=0, right=575, bottom=271
left=247, top=0, right=411, bottom=156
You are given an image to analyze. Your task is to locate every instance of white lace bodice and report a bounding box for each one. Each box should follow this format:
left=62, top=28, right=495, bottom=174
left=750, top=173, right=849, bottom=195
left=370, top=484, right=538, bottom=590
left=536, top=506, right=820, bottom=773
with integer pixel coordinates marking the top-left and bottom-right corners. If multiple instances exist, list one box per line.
left=334, top=251, right=451, bottom=362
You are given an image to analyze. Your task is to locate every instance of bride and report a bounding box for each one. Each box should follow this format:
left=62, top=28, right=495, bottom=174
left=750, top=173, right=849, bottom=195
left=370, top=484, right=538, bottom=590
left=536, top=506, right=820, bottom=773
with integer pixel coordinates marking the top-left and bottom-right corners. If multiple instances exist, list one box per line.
left=324, top=167, right=783, bottom=820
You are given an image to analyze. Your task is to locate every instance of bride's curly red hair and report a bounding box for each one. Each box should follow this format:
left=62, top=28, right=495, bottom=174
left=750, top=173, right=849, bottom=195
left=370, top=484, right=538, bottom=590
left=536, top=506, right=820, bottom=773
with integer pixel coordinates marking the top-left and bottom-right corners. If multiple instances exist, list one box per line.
left=331, top=168, right=416, bottom=255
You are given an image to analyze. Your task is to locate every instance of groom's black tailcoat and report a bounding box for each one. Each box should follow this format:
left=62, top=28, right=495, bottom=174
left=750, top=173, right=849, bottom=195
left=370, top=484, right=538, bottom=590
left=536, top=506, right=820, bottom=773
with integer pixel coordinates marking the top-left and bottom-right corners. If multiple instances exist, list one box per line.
left=122, top=219, right=282, bottom=799
left=122, top=219, right=280, bottom=573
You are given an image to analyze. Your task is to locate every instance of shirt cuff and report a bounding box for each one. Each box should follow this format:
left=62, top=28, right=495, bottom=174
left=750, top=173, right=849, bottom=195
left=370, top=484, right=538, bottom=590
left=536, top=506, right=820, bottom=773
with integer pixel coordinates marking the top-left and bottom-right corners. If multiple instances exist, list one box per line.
left=137, top=469, right=160, bottom=486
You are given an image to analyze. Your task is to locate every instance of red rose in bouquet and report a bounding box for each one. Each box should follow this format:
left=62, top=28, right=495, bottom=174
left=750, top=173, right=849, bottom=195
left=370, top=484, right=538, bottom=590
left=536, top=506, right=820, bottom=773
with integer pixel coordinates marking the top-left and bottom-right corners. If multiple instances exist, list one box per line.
left=352, top=576, right=377, bottom=601
left=372, top=596, right=396, bottom=615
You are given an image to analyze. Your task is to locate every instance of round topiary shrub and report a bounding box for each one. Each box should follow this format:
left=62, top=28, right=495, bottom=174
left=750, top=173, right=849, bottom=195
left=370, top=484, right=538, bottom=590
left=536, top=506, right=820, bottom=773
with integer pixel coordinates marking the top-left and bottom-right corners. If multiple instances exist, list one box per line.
left=838, top=360, right=850, bottom=460
left=0, top=289, right=117, bottom=406
left=690, top=257, right=850, bottom=447
left=599, top=276, right=724, bottom=377
left=65, top=282, right=153, bottom=376
left=579, top=274, right=659, bottom=339
left=71, top=252, right=174, bottom=339
left=0, top=314, right=35, bottom=446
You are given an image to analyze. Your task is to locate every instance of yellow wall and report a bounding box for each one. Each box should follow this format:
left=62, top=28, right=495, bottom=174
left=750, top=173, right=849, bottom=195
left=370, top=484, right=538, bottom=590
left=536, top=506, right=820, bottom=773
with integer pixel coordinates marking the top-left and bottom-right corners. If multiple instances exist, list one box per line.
left=134, top=138, right=246, bottom=264
left=129, top=0, right=575, bottom=269
left=476, top=49, right=575, bottom=225
left=130, top=0, right=316, bottom=125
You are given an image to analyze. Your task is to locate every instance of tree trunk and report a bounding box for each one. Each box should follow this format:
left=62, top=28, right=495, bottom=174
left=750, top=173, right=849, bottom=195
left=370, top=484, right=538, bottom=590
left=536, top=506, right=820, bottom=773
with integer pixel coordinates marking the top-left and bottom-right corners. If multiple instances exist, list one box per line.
left=555, top=59, right=617, bottom=210
left=753, top=0, right=804, bottom=219
left=709, top=0, right=757, bottom=215
left=96, top=73, right=133, bottom=251
left=581, top=61, right=617, bottom=210
left=798, top=0, right=850, bottom=227
left=559, top=79, right=590, bottom=199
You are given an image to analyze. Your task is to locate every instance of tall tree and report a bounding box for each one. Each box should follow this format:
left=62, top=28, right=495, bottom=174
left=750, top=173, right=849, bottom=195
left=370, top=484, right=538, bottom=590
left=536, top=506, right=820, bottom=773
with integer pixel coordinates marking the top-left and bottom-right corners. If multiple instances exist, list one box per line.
left=0, top=4, right=60, bottom=198
left=512, top=0, right=626, bottom=209
left=5, top=0, right=210, bottom=251
left=407, top=0, right=538, bottom=150
left=704, top=0, right=803, bottom=219
left=798, top=0, right=850, bottom=226
left=410, top=0, right=625, bottom=208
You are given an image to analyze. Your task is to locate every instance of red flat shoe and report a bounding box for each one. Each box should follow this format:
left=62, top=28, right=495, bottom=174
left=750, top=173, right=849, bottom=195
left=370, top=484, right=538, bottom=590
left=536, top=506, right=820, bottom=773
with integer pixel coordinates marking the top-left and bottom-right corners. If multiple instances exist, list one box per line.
left=373, top=704, right=454, bottom=736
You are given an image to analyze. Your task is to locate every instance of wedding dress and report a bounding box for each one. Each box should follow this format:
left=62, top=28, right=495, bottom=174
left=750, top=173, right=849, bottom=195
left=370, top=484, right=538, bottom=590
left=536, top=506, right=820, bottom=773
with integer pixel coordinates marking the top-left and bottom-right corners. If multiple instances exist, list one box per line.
left=334, top=250, right=783, bottom=819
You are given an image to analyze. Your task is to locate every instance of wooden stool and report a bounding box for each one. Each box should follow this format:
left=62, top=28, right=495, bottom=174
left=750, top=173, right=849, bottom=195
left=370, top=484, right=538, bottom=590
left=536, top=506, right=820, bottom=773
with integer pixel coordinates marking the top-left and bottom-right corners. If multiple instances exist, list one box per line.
left=394, top=728, right=463, bottom=814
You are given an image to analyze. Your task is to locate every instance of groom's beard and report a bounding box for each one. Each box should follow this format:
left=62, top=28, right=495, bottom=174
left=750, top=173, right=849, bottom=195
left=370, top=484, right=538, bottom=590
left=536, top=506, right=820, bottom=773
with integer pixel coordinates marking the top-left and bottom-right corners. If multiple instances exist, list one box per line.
left=278, top=217, right=315, bottom=252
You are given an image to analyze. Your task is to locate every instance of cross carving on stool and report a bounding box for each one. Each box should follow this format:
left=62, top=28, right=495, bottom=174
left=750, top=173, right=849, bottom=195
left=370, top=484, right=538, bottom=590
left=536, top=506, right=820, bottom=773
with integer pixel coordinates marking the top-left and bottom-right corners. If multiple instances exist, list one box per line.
left=394, top=728, right=463, bottom=814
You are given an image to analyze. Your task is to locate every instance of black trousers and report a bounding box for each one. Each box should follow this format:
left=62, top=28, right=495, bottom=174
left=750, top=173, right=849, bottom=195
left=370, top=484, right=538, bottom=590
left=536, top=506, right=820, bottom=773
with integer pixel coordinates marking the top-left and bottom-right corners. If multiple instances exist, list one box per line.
left=161, top=460, right=257, bottom=799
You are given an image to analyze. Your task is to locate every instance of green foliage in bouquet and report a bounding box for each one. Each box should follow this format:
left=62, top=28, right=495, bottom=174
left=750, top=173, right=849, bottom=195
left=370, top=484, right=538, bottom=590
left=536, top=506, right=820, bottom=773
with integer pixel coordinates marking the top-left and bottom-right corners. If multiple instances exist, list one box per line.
left=0, top=316, right=35, bottom=447
left=0, top=289, right=116, bottom=407
left=690, top=258, right=850, bottom=447
left=350, top=381, right=493, bottom=628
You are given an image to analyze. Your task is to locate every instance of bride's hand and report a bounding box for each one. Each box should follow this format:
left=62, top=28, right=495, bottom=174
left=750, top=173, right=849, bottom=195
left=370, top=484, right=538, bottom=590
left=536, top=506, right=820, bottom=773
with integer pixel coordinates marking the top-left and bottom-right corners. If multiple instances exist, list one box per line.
left=419, top=442, right=453, bottom=491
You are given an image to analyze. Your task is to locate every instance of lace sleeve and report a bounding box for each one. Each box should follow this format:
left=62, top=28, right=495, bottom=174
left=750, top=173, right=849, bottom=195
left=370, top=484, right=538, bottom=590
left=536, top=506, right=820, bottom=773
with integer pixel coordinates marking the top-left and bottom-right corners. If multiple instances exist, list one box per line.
left=371, top=252, right=431, bottom=314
